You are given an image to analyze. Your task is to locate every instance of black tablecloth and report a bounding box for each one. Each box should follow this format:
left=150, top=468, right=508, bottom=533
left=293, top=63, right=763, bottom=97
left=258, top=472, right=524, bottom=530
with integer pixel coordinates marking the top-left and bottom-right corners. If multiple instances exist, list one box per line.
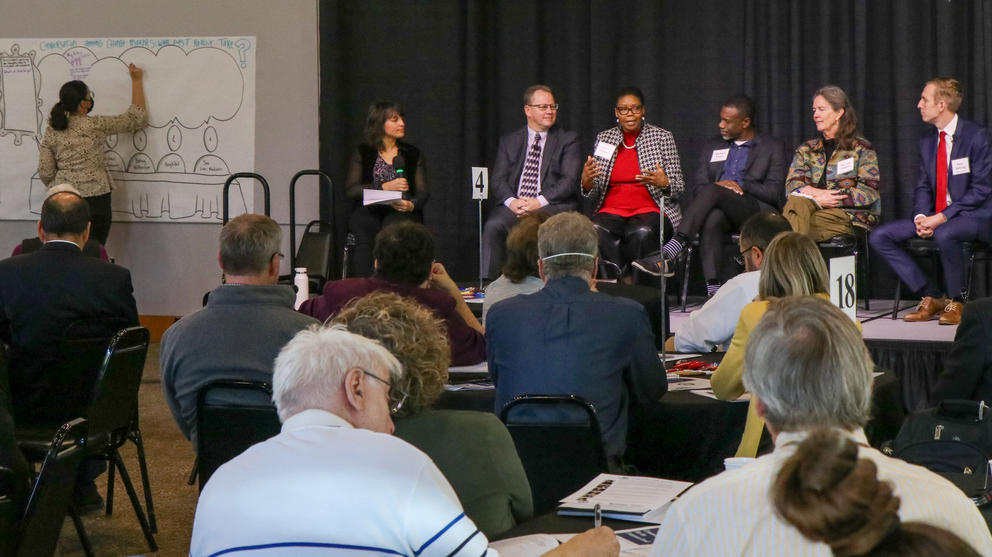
left=441, top=356, right=905, bottom=483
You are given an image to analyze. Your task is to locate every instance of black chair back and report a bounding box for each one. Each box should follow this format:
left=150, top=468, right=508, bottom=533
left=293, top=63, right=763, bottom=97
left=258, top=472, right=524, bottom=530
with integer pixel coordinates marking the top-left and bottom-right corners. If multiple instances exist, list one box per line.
left=196, top=380, right=281, bottom=490
left=85, top=327, right=150, bottom=441
left=499, top=395, right=608, bottom=515
left=14, top=418, right=87, bottom=557
left=16, top=318, right=130, bottom=427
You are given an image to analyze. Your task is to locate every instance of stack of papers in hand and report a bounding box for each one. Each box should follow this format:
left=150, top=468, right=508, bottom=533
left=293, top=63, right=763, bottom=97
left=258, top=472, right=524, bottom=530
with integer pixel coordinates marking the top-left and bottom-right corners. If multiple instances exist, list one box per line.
left=557, top=473, right=692, bottom=523
left=363, top=189, right=402, bottom=206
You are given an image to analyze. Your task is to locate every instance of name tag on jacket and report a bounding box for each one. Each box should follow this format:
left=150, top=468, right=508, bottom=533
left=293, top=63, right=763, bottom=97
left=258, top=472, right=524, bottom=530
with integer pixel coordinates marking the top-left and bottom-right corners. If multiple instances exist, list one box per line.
left=710, top=148, right=729, bottom=163
left=952, top=157, right=971, bottom=175
left=594, top=141, right=617, bottom=160
left=835, top=157, right=855, bottom=176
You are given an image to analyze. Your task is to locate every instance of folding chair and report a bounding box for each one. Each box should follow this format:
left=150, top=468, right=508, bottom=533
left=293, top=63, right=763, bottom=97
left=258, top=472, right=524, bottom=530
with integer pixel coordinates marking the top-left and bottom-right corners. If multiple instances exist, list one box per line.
left=499, top=394, right=609, bottom=515
left=195, top=379, right=281, bottom=490
left=13, top=418, right=90, bottom=557
left=16, top=327, right=157, bottom=552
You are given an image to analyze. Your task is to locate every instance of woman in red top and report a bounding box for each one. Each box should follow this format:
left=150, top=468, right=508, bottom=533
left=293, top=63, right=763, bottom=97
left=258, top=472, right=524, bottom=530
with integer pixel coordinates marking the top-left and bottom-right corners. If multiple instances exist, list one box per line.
left=581, top=87, right=685, bottom=280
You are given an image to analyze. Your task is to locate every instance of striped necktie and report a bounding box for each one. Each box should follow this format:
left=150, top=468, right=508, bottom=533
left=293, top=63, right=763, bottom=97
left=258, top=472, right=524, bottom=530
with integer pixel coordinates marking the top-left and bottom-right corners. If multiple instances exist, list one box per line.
left=518, top=133, right=542, bottom=198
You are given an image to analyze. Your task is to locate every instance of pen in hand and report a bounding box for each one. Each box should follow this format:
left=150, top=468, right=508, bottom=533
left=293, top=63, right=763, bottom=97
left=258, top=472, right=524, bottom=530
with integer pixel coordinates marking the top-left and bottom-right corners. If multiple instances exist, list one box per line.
left=593, top=503, right=602, bottom=529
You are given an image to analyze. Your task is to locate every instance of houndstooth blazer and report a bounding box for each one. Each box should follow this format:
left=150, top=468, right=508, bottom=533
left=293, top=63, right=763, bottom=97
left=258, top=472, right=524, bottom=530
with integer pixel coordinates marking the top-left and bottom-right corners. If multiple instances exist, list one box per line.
left=582, top=122, right=684, bottom=227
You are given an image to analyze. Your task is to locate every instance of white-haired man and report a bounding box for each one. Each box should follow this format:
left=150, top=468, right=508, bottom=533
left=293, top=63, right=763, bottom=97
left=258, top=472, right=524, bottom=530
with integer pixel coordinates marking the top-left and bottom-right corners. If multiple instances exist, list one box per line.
left=649, top=296, right=992, bottom=556
left=191, top=326, right=618, bottom=556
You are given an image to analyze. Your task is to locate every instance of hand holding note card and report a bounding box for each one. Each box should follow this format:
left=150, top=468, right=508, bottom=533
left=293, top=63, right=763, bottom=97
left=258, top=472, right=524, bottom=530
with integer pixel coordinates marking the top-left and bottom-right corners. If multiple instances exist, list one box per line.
left=363, top=189, right=402, bottom=206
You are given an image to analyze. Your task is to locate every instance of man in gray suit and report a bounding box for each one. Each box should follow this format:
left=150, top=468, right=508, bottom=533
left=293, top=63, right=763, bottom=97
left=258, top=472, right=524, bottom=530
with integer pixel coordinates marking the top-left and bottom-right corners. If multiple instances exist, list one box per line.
left=481, top=84, right=582, bottom=279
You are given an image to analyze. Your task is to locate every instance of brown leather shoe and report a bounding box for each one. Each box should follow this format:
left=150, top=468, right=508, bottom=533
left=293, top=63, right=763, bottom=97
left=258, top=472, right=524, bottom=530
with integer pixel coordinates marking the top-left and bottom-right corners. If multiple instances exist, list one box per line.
left=939, top=301, right=964, bottom=325
left=904, top=296, right=950, bottom=322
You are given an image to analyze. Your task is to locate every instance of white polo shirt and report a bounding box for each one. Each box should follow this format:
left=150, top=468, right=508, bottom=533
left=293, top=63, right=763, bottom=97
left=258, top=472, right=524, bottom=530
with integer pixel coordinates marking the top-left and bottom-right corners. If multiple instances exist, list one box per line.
left=190, top=409, right=493, bottom=556
left=649, top=428, right=992, bottom=556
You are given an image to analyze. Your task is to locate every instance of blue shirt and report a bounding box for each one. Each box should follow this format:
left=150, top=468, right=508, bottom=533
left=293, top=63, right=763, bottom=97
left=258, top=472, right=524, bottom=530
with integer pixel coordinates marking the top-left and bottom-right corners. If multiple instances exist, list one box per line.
left=719, top=141, right=752, bottom=184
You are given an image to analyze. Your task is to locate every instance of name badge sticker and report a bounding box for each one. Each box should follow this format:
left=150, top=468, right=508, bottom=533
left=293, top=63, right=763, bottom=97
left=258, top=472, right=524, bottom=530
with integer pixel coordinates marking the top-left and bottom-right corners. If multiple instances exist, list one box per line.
left=835, top=157, right=855, bottom=176
left=593, top=141, right=617, bottom=161
left=710, top=148, right=729, bottom=163
left=952, top=157, right=971, bottom=175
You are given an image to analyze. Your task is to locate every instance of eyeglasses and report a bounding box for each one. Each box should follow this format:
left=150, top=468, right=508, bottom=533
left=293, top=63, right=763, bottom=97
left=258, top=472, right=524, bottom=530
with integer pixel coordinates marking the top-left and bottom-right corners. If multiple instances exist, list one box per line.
left=527, top=103, right=559, bottom=112
left=84, top=92, right=95, bottom=102
left=362, top=369, right=409, bottom=415
left=734, top=245, right=755, bottom=266
left=615, top=105, right=644, bottom=116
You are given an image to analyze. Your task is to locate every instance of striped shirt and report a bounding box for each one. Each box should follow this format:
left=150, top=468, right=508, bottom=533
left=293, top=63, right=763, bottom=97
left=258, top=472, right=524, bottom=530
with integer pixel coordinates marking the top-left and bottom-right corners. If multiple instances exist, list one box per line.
left=190, top=409, right=492, bottom=557
left=650, top=429, right=992, bottom=557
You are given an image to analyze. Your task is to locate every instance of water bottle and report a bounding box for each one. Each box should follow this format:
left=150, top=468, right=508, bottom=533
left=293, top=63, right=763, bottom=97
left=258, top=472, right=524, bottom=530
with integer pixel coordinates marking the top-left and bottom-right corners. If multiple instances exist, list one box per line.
left=293, top=267, right=309, bottom=310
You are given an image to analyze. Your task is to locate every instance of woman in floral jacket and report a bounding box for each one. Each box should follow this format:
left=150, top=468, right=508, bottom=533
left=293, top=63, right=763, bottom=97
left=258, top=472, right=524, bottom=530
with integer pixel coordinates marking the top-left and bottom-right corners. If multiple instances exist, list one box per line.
left=783, top=85, right=880, bottom=240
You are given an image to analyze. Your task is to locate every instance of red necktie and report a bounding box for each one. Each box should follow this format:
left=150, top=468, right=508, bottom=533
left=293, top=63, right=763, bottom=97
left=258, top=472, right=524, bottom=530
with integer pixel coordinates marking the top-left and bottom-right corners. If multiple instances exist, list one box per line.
left=936, top=131, right=948, bottom=213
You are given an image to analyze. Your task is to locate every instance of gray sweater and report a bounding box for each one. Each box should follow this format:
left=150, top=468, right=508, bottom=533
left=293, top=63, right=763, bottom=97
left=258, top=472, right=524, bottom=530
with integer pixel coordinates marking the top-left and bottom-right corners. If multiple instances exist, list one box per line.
left=160, top=284, right=318, bottom=441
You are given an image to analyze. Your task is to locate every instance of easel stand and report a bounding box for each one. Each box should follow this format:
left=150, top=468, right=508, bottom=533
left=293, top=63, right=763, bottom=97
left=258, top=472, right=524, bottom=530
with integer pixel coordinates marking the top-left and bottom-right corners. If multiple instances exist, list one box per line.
left=477, top=199, right=484, bottom=291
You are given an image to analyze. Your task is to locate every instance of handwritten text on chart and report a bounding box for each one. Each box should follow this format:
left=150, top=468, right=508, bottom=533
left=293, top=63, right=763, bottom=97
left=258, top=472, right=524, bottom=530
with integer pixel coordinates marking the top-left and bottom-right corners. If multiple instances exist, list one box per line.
left=40, top=38, right=243, bottom=51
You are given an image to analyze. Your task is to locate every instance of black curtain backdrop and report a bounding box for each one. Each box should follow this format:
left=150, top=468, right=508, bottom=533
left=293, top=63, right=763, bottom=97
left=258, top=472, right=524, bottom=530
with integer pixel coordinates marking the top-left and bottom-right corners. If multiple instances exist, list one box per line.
left=319, top=0, right=992, bottom=298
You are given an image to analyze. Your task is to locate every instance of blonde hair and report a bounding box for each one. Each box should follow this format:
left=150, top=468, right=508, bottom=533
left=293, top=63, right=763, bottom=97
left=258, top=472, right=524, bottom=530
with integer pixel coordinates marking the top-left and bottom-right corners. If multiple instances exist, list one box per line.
left=927, top=77, right=963, bottom=113
left=758, top=232, right=829, bottom=300
left=331, top=291, right=450, bottom=417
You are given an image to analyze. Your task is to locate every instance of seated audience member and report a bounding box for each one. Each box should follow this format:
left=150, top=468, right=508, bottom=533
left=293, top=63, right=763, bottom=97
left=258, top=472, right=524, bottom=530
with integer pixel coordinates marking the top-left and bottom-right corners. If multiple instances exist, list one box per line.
left=190, top=327, right=618, bottom=557
left=0, top=183, right=138, bottom=425
left=782, top=85, right=881, bottom=241
left=0, top=184, right=138, bottom=512
left=931, top=297, right=992, bottom=404
left=648, top=297, right=992, bottom=556
left=12, top=234, right=108, bottom=260
left=774, top=428, right=981, bottom=557
left=666, top=212, right=791, bottom=353
left=299, top=221, right=486, bottom=365
left=710, top=231, right=842, bottom=458
left=160, top=214, right=319, bottom=443
left=487, top=212, right=667, bottom=464
left=634, top=95, right=787, bottom=295
left=333, top=292, right=532, bottom=538
left=482, top=212, right=548, bottom=323
left=871, top=78, right=992, bottom=326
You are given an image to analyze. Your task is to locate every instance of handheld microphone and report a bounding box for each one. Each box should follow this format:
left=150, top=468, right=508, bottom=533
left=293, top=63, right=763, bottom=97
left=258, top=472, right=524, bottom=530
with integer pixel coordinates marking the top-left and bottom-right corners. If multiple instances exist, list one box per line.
left=393, top=153, right=408, bottom=200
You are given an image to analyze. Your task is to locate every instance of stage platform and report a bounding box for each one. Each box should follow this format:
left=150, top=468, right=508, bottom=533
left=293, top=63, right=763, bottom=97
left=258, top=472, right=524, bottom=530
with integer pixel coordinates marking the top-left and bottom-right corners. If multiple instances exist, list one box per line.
left=669, top=298, right=959, bottom=412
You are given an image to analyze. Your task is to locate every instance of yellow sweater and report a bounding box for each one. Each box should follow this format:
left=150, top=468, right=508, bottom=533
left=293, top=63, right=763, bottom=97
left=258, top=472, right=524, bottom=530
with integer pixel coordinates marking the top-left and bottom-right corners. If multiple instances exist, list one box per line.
left=710, top=294, right=860, bottom=457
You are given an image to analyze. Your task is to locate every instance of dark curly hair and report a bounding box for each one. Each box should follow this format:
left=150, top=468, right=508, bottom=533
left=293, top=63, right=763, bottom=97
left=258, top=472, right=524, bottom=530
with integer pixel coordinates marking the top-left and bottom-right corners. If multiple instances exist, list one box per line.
left=372, top=221, right=434, bottom=286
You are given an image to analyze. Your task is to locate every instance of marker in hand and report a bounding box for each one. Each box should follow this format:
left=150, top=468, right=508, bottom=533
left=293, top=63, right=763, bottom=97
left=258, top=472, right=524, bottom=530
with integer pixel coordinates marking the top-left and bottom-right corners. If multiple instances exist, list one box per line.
left=593, top=503, right=602, bottom=529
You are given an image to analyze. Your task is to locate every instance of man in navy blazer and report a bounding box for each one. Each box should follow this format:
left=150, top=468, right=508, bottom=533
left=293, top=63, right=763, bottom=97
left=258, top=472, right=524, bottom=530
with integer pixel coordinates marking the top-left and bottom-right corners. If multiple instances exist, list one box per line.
left=634, top=95, right=787, bottom=295
left=486, top=212, right=666, bottom=462
left=481, top=84, right=581, bottom=279
left=872, top=77, right=992, bottom=325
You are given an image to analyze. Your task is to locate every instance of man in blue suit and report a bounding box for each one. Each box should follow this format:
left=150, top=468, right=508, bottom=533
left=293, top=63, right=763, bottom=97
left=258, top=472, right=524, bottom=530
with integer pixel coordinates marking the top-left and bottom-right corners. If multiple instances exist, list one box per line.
left=486, top=212, right=666, bottom=464
left=872, top=77, right=992, bottom=325
left=481, top=85, right=582, bottom=279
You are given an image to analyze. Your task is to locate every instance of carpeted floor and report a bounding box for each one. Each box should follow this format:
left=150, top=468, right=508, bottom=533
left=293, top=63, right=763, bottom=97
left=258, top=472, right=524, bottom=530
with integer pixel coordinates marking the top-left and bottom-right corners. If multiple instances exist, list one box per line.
left=55, top=342, right=198, bottom=557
